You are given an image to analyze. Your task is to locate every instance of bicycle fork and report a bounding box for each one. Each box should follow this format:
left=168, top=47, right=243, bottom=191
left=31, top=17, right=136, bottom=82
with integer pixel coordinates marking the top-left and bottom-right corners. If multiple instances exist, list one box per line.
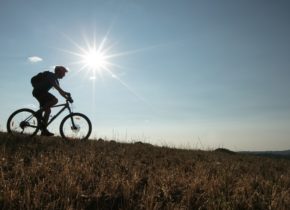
left=66, top=105, right=78, bottom=130
left=70, top=116, right=78, bottom=130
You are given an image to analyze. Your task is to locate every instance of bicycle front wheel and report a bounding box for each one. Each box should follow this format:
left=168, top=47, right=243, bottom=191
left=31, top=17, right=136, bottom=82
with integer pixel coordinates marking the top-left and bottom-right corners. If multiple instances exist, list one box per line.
left=7, top=108, right=40, bottom=136
left=59, top=113, right=92, bottom=140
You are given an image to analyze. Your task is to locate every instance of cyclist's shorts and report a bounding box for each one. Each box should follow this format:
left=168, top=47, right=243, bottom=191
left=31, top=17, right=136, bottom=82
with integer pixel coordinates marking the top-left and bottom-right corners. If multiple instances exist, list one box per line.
left=32, top=90, right=57, bottom=108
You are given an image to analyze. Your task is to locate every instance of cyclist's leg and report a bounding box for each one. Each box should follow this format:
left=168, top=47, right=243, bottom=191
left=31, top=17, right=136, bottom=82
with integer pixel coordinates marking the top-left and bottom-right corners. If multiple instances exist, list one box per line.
left=33, top=91, right=57, bottom=132
left=41, top=94, right=57, bottom=136
left=32, top=89, right=45, bottom=120
left=41, top=92, right=58, bottom=127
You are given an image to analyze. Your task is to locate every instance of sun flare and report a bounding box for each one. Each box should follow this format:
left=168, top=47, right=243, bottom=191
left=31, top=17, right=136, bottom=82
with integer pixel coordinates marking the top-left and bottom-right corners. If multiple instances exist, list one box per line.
left=81, top=48, right=108, bottom=71
left=62, top=35, right=115, bottom=77
left=62, top=33, right=151, bottom=110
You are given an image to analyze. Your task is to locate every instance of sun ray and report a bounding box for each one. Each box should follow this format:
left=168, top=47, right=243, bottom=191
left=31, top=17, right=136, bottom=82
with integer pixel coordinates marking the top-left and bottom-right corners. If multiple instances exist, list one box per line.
left=61, top=33, right=88, bottom=55
left=105, top=44, right=165, bottom=59
left=100, top=65, right=152, bottom=107
left=58, top=33, right=165, bottom=113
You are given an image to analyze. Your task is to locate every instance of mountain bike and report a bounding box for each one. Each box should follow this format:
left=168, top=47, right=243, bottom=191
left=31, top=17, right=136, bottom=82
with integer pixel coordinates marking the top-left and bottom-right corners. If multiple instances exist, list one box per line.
left=6, top=94, right=92, bottom=140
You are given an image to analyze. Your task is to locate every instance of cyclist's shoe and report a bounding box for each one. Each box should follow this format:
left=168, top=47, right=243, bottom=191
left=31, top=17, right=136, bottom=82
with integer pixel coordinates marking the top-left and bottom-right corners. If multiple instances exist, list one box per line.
left=41, top=129, right=54, bottom=136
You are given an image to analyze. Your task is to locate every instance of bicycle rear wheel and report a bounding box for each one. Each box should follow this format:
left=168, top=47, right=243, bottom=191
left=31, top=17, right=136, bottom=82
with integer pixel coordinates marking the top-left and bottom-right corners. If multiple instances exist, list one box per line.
left=60, top=113, right=92, bottom=140
left=7, top=108, right=40, bottom=136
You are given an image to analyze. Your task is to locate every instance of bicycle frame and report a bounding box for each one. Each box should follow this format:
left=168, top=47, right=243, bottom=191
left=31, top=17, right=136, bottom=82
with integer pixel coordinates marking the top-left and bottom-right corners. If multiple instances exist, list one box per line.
left=44, top=100, right=73, bottom=127
left=8, top=96, right=92, bottom=139
left=21, top=100, right=73, bottom=130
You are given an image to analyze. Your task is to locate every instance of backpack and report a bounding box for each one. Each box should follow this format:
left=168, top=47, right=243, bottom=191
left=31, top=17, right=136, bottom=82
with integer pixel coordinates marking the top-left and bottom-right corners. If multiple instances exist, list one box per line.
left=31, top=72, right=47, bottom=88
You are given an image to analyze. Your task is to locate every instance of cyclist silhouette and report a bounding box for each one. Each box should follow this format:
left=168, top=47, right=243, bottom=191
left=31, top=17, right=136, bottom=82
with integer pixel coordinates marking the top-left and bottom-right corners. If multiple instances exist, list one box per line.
left=31, top=66, right=70, bottom=136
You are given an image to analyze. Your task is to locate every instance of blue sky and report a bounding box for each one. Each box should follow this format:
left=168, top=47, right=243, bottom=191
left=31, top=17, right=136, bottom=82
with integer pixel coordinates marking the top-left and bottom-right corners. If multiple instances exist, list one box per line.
left=1, top=0, right=290, bottom=151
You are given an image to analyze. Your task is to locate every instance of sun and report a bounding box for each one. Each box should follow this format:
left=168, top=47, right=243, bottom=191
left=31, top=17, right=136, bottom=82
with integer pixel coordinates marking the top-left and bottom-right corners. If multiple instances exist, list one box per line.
left=62, top=33, right=151, bottom=109
left=62, top=35, right=114, bottom=77
left=81, top=47, right=108, bottom=72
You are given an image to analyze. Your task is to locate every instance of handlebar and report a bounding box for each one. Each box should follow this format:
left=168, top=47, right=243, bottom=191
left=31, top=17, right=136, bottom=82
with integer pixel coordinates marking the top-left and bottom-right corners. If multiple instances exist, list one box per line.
left=66, top=93, right=74, bottom=103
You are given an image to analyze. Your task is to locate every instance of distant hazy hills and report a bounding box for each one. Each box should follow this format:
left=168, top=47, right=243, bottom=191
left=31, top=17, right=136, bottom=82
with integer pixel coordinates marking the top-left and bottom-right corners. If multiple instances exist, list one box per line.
left=240, top=150, right=290, bottom=159
left=215, top=147, right=290, bottom=159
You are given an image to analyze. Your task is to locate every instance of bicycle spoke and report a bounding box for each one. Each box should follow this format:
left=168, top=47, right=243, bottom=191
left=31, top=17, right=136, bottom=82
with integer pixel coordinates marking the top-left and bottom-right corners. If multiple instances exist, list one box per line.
left=7, top=109, right=39, bottom=136
left=60, top=113, right=91, bottom=140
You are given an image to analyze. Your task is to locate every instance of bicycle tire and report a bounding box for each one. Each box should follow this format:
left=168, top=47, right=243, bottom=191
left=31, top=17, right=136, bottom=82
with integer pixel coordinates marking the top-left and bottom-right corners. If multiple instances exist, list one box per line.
left=59, top=113, right=92, bottom=140
left=7, top=108, right=40, bottom=136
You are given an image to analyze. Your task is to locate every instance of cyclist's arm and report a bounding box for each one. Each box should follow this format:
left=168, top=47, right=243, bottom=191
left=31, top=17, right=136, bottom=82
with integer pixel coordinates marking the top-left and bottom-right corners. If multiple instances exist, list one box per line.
left=53, top=83, right=68, bottom=98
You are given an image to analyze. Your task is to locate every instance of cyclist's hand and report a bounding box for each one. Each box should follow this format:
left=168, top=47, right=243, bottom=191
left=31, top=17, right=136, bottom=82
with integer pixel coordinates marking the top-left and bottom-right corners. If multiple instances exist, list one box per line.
left=66, top=93, right=74, bottom=103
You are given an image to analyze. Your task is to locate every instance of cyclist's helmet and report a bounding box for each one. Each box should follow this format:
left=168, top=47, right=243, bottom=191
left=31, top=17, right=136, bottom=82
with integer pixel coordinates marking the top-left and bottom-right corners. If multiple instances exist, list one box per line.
left=54, top=66, right=68, bottom=77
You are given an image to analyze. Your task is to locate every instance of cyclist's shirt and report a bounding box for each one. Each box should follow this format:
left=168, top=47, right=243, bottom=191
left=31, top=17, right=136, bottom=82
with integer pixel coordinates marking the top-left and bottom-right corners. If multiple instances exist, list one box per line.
left=33, top=71, right=59, bottom=94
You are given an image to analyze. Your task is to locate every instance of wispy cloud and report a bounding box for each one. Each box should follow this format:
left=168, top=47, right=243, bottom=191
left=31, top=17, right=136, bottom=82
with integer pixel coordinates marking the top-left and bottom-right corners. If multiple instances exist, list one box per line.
left=27, top=56, right=43, bottom=63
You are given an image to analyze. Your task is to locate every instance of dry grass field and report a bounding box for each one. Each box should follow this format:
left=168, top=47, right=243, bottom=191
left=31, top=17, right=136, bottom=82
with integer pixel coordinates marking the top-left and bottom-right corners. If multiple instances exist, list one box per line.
left=0, top=132, right=290, bottom=210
